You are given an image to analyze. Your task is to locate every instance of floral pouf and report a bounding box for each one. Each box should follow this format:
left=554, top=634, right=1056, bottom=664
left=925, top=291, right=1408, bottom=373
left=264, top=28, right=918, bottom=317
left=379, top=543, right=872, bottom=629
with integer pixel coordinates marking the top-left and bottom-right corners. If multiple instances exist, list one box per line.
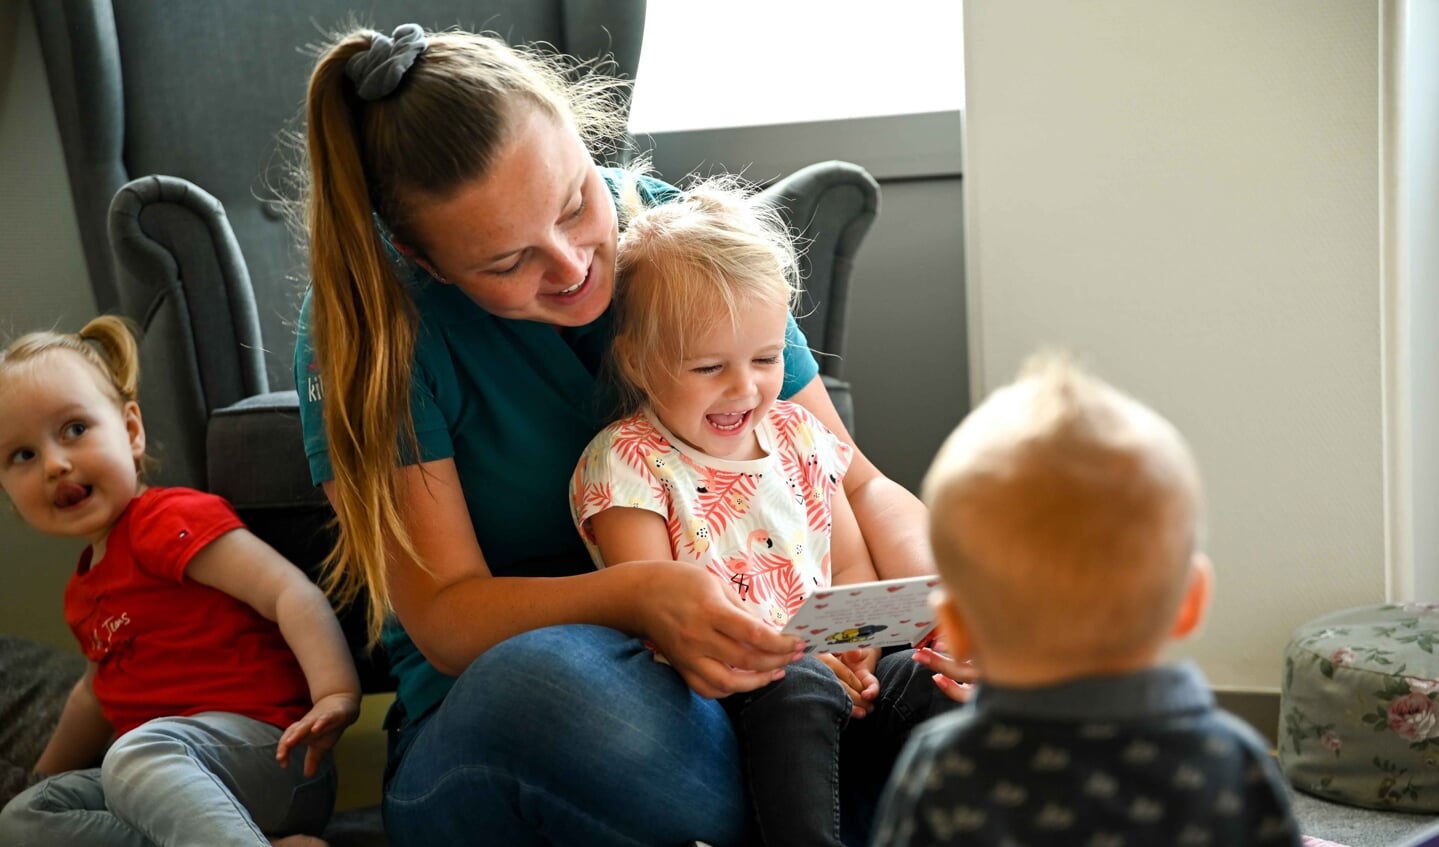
left=1280, top=603, right=1439, bottom=812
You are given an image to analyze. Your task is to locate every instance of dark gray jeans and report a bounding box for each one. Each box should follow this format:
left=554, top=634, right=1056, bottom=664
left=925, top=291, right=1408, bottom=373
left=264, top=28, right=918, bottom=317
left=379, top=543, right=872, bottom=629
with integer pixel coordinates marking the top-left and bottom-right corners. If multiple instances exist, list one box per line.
left=723, top=649, right=959, bottom=847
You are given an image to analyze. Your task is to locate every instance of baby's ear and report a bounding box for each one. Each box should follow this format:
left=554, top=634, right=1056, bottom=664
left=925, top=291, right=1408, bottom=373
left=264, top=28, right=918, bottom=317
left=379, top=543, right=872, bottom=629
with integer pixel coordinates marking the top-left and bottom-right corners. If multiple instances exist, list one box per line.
left=932, top=587, right=974, bottom=661
left=1170, top=553, right=1213, bottom=641
left=123, top=401, right=146, bottom=462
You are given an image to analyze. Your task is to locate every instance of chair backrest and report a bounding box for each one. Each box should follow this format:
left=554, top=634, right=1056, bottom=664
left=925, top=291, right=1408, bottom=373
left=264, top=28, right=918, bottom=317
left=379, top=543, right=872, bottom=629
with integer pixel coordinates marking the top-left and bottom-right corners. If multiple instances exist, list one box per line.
left=33, top=0, right=647, bottom=392
left=757, top=161, right=878, bottom=384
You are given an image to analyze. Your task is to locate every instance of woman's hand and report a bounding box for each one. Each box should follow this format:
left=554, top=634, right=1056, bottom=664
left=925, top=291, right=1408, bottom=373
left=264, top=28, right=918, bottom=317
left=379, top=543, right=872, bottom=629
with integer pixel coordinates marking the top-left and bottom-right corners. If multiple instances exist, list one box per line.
left=913, top=646, right=980, bottom=703
left=820, top=648, right=881, bottom=717
left=635, top=562, right=805, bottom=699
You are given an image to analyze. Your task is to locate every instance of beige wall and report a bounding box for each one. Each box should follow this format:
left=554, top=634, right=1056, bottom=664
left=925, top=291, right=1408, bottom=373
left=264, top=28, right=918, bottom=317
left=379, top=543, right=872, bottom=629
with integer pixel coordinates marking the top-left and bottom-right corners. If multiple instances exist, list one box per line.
left=0, top=1, right=99, bottom=650
left=962, top=1, right=1400, bottom=691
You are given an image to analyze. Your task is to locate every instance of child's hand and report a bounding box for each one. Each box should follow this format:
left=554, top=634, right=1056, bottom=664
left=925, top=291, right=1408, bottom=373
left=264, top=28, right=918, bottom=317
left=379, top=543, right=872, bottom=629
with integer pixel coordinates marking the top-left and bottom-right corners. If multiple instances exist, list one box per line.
left=276, top=692, right=362, bottom=777
left=913, top=646, right=979, bottom=704
left=820, top=648, right=881, bottom=718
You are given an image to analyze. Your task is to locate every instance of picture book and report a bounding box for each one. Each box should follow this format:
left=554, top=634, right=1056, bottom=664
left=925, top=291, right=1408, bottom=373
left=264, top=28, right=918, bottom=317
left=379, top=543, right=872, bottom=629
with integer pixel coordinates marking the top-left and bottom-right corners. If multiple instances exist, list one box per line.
left=781, top=575, right=943, bottom=654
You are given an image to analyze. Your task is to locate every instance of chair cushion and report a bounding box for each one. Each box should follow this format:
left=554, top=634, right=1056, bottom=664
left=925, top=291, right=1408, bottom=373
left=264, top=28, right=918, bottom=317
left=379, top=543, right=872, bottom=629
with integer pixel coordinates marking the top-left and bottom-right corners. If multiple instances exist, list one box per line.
left=1279, top=603, right=1439, bottom=812
left=207, top=390, right=325, bottom=509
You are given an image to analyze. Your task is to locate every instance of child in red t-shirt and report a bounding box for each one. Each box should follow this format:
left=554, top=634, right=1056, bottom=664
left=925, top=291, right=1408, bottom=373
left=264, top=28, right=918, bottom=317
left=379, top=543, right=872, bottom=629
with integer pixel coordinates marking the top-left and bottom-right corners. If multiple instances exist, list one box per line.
left=0, top=316, right=361, bottom=847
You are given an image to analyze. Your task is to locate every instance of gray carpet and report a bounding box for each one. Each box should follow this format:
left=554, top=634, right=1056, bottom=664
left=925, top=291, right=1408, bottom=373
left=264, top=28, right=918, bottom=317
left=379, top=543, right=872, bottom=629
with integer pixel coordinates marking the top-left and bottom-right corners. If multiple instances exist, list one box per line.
left=1288, top=784, right=1439, bottom=847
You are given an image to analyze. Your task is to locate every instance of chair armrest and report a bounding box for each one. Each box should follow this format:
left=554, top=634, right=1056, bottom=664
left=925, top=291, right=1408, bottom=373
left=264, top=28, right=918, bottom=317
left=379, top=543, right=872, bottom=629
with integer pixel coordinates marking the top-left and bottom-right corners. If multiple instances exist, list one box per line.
left=757, top=161, right=880, bottom=382
left=109, top=174, right=268, bottom=489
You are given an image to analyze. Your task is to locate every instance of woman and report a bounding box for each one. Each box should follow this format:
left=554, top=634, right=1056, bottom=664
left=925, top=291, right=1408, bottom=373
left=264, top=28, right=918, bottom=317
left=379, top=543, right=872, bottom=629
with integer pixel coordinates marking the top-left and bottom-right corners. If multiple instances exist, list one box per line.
left=295, top=23, right=966, bottom=847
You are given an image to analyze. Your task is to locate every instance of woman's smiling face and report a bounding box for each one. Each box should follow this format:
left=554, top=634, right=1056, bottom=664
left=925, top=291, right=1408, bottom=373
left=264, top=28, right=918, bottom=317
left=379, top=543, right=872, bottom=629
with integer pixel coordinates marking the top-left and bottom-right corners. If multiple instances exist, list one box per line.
left=403, top=107, right=619, bottom=327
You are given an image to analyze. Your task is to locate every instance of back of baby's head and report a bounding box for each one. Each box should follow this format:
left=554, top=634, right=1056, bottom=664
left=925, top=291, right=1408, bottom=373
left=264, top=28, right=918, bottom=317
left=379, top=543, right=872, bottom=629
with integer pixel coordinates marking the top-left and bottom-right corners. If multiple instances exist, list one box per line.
left=0, top=315, right=140, bottom=415
left=611, top=175, right=799, bottom=411
left=921, top=352, right=1203, bottom=664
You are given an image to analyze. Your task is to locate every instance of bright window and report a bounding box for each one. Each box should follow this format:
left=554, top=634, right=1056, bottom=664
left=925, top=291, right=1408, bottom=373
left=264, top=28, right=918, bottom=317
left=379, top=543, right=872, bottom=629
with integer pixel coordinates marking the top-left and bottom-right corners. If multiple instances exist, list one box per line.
left=628, top=1, right=964, bottom=134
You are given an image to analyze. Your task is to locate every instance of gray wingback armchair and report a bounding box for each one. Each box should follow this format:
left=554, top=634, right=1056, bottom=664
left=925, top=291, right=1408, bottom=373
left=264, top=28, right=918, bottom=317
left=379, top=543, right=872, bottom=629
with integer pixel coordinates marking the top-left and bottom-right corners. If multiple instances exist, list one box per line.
left=33, top=0, right=878, bottom=694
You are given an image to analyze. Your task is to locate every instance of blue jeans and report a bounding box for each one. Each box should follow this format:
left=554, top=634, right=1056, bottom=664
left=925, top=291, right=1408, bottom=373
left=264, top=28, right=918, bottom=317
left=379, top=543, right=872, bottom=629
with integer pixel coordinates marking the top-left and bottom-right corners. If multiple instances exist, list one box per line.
left=382, top=625, right=750, bottom=847
left=0, top=712, right=335, bottom=847
left=723, top=650, right=958, bottom=847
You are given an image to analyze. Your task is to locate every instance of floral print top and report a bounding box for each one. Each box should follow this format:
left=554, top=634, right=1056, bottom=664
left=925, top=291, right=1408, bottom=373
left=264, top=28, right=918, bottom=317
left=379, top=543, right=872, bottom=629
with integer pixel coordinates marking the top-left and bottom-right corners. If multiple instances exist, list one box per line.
left=570, top=401, right=852, bottom=627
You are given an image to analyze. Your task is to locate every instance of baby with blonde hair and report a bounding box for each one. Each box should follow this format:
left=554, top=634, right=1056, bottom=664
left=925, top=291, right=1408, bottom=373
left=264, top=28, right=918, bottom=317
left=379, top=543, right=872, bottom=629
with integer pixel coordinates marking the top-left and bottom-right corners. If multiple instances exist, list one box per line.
left=571, top=177, right=956, bottom=846
left=0, top=316, right=360, bottom=847
left=872, top=354, right=1301, bottom=846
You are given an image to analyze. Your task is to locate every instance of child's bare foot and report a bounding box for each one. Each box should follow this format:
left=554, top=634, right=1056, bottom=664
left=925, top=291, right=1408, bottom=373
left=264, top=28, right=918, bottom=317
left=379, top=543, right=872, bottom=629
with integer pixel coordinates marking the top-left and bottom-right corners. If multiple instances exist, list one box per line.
left=269, top=836, right=328, bottom=847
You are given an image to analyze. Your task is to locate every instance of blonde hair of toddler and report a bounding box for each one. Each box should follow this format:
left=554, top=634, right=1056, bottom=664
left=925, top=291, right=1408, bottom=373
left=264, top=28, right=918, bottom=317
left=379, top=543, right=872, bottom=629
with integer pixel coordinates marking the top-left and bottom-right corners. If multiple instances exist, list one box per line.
left=611, top=175, right=800, bottom=416
left=0, top=315, right=149, bottom=478
left=921, top=352, right=1205, bottom=677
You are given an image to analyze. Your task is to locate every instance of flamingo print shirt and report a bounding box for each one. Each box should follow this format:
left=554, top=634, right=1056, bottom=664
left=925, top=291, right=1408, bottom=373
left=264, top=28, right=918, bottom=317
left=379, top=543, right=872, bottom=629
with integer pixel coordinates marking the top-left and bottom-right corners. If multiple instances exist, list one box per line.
left=571, top=400, right=853, bottom=627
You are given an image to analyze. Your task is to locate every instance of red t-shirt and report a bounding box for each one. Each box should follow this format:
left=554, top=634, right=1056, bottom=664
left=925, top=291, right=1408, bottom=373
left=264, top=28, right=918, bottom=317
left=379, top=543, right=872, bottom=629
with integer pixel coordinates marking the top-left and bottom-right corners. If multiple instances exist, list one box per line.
left=64, top=487, right=311, bottom=737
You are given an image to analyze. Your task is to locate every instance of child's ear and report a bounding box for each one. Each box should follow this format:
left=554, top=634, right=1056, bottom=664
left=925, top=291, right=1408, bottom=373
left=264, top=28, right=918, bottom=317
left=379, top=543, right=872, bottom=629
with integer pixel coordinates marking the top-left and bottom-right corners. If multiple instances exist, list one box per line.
left=613, top=337, right=643, bottom=389
left=1170, top=552, right=1213, bottom=641
left=123, top=400, right=146, bottom=462
left=932, top=588, right=974, bottom=661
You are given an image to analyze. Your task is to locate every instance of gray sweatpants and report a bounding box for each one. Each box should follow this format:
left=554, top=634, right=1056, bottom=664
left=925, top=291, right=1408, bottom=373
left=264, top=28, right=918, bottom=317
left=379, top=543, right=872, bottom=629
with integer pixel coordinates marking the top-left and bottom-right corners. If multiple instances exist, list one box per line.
left=0, top=711, right=335, bottom=847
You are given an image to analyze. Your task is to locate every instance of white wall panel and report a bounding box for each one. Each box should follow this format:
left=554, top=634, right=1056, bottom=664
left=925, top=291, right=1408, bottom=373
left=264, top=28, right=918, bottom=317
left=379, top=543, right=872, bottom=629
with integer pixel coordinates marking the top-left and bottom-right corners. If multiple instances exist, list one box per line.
left=963, top=0, right=1386, bottom=690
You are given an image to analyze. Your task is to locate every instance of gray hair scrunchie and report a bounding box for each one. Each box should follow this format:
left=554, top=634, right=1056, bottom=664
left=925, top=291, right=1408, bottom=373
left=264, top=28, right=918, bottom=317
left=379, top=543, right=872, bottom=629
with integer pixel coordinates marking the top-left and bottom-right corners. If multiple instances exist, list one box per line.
left=346, top=23, right=428, bottom=101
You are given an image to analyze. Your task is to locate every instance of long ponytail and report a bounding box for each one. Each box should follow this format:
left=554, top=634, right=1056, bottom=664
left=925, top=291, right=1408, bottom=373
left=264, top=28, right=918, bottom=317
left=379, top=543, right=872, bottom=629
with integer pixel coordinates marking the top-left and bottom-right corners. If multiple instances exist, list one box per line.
left=304, top=35, right=421, bottom=646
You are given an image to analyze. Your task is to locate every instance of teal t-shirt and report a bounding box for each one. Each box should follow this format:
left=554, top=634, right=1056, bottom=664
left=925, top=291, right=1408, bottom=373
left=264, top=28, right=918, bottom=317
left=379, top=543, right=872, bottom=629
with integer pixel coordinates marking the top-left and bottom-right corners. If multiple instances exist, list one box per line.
left=294, top=167, right=821, bottom=722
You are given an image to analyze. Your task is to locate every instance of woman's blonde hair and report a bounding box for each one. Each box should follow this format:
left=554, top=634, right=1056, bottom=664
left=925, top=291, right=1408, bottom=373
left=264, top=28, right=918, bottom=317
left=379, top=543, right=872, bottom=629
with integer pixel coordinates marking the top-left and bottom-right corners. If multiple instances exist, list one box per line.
left=0, top=316, right=151, bottom=477
left=301, top=27, right=630, bottom=645
left=610, top=175, right=801, bottom=415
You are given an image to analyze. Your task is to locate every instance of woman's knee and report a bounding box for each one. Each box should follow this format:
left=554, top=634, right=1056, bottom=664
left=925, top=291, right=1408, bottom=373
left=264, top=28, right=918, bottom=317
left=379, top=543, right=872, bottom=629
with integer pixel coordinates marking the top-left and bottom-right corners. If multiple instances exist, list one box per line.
left=388, top=626, right=747, bottom=844
left=421, top=625, right=740, bottom=779
left=471, top=624, right=645, bottom=681
left=462, top=626, right=677, bottom=718
left=454, top=625, right=730, bottom=760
